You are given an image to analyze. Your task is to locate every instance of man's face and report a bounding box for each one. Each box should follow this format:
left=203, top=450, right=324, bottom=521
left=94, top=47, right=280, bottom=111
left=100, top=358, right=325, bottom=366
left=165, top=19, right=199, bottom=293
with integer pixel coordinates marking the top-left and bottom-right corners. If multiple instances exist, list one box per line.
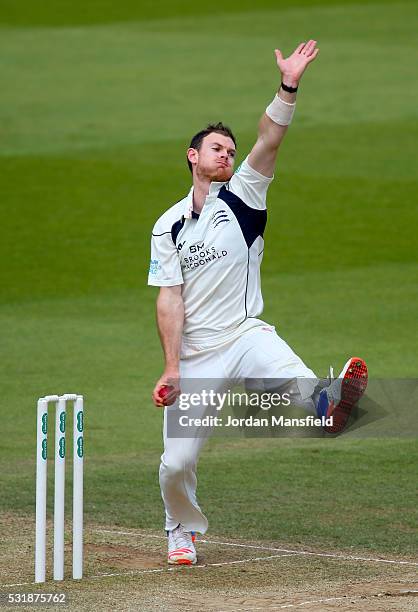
left=188, top=132, right=236, bottom=182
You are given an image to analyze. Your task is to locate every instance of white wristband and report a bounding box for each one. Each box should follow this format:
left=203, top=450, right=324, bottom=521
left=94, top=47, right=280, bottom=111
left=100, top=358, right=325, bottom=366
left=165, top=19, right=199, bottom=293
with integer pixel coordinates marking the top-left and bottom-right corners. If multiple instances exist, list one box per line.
left=265, top=94, right=296, bottom=126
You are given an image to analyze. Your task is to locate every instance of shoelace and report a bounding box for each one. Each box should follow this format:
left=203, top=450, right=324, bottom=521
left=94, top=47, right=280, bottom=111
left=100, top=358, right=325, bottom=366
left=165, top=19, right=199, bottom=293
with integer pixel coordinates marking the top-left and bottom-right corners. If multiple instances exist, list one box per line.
left=326, top=364, right=346, bottom=404
left=170, top=525, right=193, bottom=551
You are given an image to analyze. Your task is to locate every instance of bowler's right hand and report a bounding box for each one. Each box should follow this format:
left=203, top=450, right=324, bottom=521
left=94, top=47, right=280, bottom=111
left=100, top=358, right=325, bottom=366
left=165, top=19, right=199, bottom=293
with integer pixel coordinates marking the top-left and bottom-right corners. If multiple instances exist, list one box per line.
left=152, top=372, right=181, bottom=407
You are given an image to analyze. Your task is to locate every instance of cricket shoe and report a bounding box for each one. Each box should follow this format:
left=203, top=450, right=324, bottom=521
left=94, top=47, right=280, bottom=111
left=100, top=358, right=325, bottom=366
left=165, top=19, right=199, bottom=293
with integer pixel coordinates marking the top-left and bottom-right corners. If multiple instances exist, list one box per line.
left=317, top=357, right=368, bottom=433
left=167, top=524, right=197, bottom=565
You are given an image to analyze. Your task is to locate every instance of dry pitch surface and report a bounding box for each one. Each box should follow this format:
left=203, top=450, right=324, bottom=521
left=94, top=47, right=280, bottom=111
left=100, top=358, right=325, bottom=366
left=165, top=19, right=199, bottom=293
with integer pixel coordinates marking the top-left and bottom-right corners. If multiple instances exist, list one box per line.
left=1, top=514, right=417, bottom=611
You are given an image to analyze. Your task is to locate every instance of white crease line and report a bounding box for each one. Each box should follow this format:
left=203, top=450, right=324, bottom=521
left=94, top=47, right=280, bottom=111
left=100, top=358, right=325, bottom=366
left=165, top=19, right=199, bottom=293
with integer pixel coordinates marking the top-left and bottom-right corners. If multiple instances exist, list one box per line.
left=0, top=553, right=297, bottom=587
left=95, top=528, right=418, bottom=567
left=197, top=553, right=298, bottom=568
left=219, top=596, right=352, bottom=611
left=281, top=599, right=348, bottom=610
left=220, top=590, right=418, bottom=611
left=2, top=529, right=416, bottom=588
left=90, top=552, right=298, bottom=580
left=0, top=582, right=32, bottom=588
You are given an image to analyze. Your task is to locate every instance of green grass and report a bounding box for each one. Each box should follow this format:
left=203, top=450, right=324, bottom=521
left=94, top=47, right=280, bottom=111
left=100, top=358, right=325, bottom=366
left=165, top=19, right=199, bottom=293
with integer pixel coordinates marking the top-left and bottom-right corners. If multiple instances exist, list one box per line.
left=1, top=0, right=417, bottom=558
left=0, top=0, right=406, bottom=27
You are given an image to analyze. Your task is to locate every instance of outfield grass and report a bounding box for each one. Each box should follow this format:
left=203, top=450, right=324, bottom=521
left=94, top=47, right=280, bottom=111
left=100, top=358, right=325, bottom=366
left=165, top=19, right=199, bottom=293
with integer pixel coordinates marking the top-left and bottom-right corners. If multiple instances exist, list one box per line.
left=1, top=0, right=417, bottom=560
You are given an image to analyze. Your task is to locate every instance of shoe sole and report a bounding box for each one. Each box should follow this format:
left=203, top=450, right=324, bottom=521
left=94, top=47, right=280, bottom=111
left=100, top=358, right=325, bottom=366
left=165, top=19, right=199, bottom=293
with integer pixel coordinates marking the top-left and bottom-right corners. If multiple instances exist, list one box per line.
left=168, top=545, right=197, bottom=565
left=324, top=357, right=368, bottom=433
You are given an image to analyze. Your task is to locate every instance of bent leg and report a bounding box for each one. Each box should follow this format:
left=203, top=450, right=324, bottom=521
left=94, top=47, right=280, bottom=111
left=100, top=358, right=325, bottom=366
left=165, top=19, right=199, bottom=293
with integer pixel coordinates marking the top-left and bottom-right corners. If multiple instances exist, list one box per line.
left=228, top=324, right=318, bottom=406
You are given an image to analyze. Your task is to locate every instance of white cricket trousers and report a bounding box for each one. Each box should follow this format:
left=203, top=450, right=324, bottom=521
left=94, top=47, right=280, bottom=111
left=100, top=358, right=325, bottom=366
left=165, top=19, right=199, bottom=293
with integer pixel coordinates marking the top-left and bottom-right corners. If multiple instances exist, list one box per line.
left=159, top=321, right=317, bottom=533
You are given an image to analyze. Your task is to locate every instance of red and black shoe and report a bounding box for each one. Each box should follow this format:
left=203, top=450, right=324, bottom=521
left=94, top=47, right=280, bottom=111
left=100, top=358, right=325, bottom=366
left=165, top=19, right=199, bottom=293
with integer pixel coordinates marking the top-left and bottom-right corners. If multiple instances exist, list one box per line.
left=317, top=357, right=368, bottom=433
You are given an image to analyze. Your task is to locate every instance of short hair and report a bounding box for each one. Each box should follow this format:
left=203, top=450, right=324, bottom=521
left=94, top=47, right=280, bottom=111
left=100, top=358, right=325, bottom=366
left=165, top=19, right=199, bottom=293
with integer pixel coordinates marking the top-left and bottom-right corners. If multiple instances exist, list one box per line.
left=187, top=122, right=237, bottom=174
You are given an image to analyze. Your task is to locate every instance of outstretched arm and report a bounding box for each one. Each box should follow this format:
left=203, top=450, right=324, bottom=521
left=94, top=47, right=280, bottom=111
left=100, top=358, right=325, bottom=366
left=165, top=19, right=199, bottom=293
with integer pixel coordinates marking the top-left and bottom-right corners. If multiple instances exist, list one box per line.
left=248, top=40, right=319, bottom=178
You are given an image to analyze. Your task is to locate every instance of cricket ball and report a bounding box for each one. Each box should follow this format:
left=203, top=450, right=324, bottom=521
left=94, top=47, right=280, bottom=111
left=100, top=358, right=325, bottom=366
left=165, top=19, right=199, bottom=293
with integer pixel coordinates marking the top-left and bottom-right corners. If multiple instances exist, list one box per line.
left=158, top=385, right=175, bottom=406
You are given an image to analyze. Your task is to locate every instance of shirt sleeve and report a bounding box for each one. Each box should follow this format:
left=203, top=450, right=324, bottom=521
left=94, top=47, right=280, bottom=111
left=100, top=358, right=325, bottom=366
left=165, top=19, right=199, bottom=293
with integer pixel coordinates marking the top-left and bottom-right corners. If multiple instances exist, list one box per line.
left=228, top=155, right=274, bottom=210
left=147, top=221, right=184, bottom=287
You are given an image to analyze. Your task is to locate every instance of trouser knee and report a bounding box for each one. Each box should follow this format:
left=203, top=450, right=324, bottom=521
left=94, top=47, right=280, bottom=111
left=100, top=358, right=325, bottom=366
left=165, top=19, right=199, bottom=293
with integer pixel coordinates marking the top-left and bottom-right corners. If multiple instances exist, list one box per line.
left=159, top=455, right=196, bottom=484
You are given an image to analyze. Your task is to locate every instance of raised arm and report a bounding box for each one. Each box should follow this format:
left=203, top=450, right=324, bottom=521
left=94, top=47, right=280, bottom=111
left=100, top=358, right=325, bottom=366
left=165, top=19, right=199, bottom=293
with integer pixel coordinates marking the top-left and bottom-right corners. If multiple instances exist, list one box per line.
left=248, top=40, right=319, bottom=178
left=152, top=285, right=184, bottom=407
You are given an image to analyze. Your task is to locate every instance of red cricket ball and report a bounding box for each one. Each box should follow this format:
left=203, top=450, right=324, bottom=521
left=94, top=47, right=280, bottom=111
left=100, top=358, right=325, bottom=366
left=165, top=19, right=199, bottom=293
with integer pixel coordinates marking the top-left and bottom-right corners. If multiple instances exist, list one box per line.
left=158, top=385, right=175, bottom=406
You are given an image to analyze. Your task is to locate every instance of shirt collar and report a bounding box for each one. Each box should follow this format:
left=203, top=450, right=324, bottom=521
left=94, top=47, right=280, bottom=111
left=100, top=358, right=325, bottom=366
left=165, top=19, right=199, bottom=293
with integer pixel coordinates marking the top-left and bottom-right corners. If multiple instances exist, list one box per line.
left=183, top=182, right=226, bottom=219
left=183, top=186, right=194, bottom=219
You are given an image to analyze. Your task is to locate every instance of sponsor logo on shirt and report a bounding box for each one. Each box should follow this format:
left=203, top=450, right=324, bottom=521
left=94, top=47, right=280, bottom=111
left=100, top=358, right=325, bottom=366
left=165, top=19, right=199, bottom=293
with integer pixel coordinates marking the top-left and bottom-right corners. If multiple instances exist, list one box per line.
left=189, top=242, right=204, bottom=253
left=149, top=259, right=161, bottom=275
left=183, top=246, right=228, bottom=270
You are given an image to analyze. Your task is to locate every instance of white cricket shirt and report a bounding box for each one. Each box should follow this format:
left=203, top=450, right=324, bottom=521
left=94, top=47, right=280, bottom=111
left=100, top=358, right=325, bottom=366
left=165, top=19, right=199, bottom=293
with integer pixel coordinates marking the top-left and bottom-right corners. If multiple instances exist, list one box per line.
left=148, top=156, right=274, bottom=345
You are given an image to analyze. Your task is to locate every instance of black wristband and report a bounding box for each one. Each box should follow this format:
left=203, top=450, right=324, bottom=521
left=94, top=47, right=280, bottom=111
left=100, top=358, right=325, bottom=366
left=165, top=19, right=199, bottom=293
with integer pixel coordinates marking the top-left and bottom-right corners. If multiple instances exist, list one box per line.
left=281, top=81, right=298, bottom=93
